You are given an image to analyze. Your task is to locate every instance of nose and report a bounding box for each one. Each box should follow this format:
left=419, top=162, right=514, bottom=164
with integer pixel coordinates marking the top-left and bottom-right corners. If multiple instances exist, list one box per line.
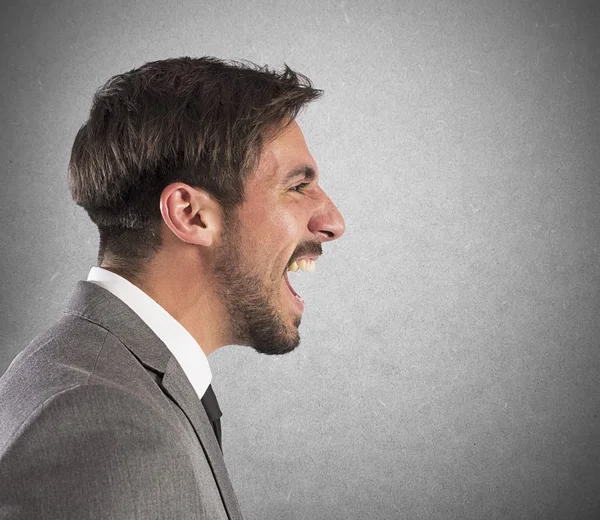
left=308, top=189, right=346, bottom=242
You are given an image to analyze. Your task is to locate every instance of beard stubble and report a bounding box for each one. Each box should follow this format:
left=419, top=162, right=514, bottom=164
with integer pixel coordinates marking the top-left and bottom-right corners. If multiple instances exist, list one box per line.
left=212, top=215, right=301, bottom=355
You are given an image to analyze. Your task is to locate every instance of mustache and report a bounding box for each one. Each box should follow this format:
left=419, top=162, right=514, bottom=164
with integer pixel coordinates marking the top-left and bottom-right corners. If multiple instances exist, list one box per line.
left=288, top=241, right=323, bottom=267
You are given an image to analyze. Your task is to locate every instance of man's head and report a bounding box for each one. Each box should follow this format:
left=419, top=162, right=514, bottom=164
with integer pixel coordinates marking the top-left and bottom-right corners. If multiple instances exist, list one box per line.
left=69, top=57, right=345, bottom=354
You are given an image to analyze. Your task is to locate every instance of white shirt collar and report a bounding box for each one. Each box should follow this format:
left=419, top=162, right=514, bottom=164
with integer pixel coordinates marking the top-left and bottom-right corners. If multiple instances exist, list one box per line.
left=87, top=266, right=212, bottom=400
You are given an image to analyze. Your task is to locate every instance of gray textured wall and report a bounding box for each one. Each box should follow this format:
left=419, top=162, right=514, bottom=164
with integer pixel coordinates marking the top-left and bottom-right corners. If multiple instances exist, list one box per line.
left=1, top=0, right=599, bottom=518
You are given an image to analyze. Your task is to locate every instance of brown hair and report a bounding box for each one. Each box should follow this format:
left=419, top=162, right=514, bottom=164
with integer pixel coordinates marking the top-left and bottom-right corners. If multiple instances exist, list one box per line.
left=68, top=56, right=322, bottom=277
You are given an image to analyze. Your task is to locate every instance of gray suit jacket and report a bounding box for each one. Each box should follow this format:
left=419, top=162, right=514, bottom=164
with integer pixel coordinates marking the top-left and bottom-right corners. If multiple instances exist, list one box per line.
left=0, top=281, right=243, bottom=519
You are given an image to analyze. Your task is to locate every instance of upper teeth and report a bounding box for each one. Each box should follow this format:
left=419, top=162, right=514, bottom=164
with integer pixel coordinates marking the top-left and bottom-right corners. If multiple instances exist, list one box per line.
left=288, top=259, right=316, bottom=272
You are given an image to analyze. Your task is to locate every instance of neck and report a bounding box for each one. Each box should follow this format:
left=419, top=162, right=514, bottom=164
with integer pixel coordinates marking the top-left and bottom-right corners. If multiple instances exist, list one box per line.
left=101, top=252, right=229, bottom=356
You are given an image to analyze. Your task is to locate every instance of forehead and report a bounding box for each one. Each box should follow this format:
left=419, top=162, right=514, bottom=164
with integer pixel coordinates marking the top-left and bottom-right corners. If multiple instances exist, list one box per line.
left=251, top=120, right=318, bottom=186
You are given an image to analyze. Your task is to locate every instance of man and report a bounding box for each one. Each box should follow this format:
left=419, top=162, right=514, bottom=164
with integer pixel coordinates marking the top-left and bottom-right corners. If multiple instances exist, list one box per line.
left=0, top=57, right=344, bottom=519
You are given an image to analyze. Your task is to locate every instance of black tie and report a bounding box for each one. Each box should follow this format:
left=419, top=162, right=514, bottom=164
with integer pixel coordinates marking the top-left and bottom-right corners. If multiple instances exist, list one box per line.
left=200, top=384, right=222, bottom=450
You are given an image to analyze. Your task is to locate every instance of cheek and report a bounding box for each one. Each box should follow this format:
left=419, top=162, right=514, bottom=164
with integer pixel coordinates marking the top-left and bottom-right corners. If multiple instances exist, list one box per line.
left=269, top=208, right=303, bottom=250
left=260, top=212, right=302, bottom=278
left=239, top=198, right=305, bottom=260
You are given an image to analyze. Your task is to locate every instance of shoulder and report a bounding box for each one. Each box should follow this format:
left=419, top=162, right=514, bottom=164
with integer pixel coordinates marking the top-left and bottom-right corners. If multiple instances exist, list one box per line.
left=0, top=383, right=203, bottom=518
left=0, top=313, right=171, bottom=454
left=4, top=382, right=175, bottom=449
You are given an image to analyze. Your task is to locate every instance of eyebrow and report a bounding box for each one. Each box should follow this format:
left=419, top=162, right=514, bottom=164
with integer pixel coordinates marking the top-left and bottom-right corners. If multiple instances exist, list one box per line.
left=282, top=165, right=317, bottom=185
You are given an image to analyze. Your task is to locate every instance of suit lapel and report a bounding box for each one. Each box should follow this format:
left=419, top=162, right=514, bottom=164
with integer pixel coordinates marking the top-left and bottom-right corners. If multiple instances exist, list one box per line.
left=65, top=281, right=242, bottom=519
left=161, top=357, right=242, bottom=520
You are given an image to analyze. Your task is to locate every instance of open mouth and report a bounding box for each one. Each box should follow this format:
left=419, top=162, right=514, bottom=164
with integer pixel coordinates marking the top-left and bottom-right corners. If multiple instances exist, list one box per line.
left=283, top=257, right=318, bottom=310
left=284, top=270, right=301, bottom=298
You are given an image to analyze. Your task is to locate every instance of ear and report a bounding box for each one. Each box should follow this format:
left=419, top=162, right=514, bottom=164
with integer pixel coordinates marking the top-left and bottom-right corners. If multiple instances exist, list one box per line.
left=159, top=183, right=221, bottom=247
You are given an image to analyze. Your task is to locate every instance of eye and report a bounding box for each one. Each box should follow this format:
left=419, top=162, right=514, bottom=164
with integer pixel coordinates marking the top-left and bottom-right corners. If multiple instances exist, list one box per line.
left=291, top=182, right=310, bottom=193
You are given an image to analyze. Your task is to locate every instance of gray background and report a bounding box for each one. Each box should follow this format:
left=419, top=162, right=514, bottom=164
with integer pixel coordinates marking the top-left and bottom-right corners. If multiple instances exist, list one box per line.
left=1, top=0, right=599, bottom=518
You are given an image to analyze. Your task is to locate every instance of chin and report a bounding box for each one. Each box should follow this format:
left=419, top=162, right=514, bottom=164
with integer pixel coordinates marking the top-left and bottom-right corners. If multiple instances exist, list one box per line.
left=250, top=317, right=301, bottom=356
left=253, top=341, right=300, bottom=356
